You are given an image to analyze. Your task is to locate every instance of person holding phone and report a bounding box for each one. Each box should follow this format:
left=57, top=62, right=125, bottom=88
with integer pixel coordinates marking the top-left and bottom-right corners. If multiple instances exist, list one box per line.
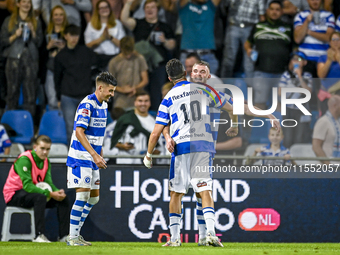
left=0, top=0, right=43, bottom=118
left=44, top=5, right=67, bottom=110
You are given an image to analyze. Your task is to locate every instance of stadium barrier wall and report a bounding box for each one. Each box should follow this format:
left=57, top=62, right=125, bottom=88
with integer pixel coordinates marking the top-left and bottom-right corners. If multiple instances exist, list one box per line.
left=1, top=163, right=340, bottom=242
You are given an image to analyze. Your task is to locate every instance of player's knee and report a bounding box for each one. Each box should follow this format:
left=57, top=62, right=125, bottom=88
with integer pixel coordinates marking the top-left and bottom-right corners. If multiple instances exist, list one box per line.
left=76, top=191, right=90, bottom=202
left=88, top=196, right=99, bottom=205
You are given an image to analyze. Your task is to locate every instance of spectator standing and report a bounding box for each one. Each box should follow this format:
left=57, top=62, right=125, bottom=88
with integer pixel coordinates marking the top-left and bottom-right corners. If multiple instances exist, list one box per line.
left=85, top=0, right=123, bottom=21
left=0, top=0, right=11, bottom=113
left=42, top=0, right=92, bottom=27
left=84, top=0, right=125, bottom=59
left=220, top=0, right=265, bottom=78
left=282, top=0, right=309, bottom=25
left=108, top=36, right=148, bottom=110
left=244, top=1, right=293, bottom=109
left=312, top=95, right=340, bottom=164
left=279, top=51, right=313, bottom=148
left=0, top=0, right=43, bottom=117
left=121, top=0, right=176, bottom=111
left=294, top=0, right=335, bottom=77
left=178, top=0, right=221, bottom=75
left=317, top=31, right=340, bottom=115
left=44, top=5, right=67, bottom=110
left=54, top=25, right=98, bottom=144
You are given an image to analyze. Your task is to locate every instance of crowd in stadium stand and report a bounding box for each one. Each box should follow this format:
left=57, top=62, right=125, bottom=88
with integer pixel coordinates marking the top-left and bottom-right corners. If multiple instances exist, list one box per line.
left=0, top=0, right=339, bottom=162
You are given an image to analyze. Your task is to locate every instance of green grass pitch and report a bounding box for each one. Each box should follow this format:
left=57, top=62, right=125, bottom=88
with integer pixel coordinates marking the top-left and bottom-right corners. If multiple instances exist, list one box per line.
left=1, top=242, right=340, bottom=255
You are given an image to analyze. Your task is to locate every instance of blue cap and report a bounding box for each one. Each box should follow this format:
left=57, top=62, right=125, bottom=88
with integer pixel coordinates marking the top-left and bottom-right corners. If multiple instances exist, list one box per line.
left=291, top=51, right=307, bottom=60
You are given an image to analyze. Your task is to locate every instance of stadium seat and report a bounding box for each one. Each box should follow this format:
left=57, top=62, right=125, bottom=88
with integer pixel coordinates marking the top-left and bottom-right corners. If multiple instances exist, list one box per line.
left=1, top=206, right=35, bottom=241
left=290, top=143, right=320, bottom=165
left=242, top=143, right=266, bottom=165
left=1, top=110, right=34, bottom=144
left=48, top=143, right=68, bottom=163
left=38, top=110, right=67, bottom=145
left=8, top=143, right=25, bottom=162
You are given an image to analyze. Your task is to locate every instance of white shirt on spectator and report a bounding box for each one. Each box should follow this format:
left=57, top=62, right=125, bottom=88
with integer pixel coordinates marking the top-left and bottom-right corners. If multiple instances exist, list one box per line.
left=84, top=21, right=126, bottom=55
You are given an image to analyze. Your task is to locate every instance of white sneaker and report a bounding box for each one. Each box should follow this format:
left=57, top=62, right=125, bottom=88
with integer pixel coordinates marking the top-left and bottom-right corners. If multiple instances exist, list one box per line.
left=162, top=239, right=181, bottom=247
left=59, top=236, right=67, bottom=242
left=79, top=235, right=92, bottom=246
left=66, top=235, right=89, bottom=246
left=206, top=232, right=223, bottom=247
left=33, top=234, right=51, bottom=243
left=198, top=237, right=208, bottom=246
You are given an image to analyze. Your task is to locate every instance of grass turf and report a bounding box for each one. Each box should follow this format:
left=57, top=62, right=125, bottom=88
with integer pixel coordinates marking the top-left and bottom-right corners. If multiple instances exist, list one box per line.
left=1, top=242, right=340, bottom=255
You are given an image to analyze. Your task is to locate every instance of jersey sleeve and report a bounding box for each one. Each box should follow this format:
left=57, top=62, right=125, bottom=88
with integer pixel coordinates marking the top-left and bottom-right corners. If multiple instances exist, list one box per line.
left=208, top=88, right=233, bottom=109
left=0, top=125, right=11, bottom=149
left=75, top=102, right=93, bottom=129
left=155, top=97, right=172, bottom=126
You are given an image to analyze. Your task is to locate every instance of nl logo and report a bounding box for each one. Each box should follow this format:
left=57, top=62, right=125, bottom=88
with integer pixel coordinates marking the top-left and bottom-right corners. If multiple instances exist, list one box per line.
left=238, top=208, right=280, bottom=231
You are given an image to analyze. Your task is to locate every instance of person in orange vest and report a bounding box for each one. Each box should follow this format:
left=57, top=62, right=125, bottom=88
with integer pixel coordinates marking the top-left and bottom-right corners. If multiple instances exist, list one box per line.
left=3, top=135, right=69, bottom=243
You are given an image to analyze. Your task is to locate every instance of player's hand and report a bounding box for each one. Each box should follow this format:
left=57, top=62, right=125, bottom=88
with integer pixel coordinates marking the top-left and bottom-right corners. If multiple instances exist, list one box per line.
left=93, top=153, right=107, bottom=169
left=226, top=127, right=238, bottom=137
left=166, top=137, right=175, bottom=153
left=143, top=155, right=152, bottom=169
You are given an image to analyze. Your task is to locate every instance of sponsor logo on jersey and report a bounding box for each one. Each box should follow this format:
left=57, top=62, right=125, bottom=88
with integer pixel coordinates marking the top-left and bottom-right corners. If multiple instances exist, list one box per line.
left=74, top=179, right=79, bottom=184
left=82, top=109, right=90, bottom=117
left=171, top=90, right=200, bottom=101
left=95, top=179, right=100, bottom=185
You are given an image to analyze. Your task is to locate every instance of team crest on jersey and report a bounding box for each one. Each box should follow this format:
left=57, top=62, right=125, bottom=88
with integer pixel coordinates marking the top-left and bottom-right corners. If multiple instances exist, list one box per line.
left=81, top=109, right=90, bottom=117
left=23, top=166, right=27, bottom=172
left=85, top=103, right=90, bottom=109
left=74, top=179, right=79, bottom=184
left=197, top=181, right=207, bottom=188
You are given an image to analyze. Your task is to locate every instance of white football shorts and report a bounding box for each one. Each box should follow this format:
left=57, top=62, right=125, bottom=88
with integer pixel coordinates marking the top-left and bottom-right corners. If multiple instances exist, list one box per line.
left=169, top=152, right=213, bottom=194
left=67, top=166, right=100, bottom=189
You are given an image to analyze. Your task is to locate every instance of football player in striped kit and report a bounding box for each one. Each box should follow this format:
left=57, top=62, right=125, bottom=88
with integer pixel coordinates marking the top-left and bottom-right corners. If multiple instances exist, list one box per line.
left=66, top=72, right=117, bottom=246
left=144, top=59, right=280, bottom=246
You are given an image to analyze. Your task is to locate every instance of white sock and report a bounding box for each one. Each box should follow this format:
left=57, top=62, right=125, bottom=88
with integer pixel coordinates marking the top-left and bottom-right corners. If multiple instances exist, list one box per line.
left=69, top=192, right=89, bottom=238
left=78, top=196, right=99, bottom=235
left=196, top=198, right=206, bottom=239
left=202, top=207, right=215, bottom=236
left=169, top=213, right=181, bottom=242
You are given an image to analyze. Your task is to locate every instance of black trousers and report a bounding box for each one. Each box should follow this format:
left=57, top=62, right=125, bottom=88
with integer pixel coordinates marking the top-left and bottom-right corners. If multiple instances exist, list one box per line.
left=7, top=189, right=70, bottom=238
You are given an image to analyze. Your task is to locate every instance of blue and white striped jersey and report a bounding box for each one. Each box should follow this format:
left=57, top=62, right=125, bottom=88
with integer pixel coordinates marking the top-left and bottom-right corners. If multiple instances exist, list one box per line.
left=257, top=144, right=291, bottom=165
left=67, top=93, right=108, bottom=170
left=294, top=10, right=335, bottom=62
left=156, top=80, right=233, bottom=156
left=336, top=15, right=340, bottom=32
left=0, top=125, right=11, bottom=154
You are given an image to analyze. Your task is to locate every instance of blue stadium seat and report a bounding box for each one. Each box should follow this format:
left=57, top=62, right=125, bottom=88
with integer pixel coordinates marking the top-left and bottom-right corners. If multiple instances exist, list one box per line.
left=38, top=110, right=67, bottom=145
left=1, top=110, right=34, bottom=144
